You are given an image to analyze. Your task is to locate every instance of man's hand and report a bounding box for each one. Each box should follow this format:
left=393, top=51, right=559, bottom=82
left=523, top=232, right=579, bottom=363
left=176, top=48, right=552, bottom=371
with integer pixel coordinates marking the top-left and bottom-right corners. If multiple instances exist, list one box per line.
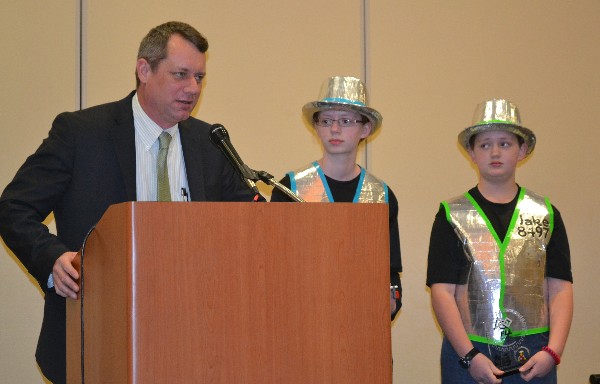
left=52, top=251, right=80, bottom=299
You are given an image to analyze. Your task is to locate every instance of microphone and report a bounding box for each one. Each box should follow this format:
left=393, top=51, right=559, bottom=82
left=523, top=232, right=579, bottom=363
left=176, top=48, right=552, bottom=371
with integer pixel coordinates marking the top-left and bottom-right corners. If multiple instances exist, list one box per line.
left=209, top=124, right=259, bottom=195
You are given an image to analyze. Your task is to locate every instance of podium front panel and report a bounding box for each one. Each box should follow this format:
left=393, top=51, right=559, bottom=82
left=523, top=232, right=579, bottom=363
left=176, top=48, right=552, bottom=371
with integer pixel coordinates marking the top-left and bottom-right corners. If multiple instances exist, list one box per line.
left=67, top=202, right=391, bottom=383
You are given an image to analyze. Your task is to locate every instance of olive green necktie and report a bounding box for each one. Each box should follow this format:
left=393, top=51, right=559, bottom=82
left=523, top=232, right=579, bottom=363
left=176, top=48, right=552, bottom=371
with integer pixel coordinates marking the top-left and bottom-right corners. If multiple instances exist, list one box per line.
left=157, top=132, right=172, bottom=202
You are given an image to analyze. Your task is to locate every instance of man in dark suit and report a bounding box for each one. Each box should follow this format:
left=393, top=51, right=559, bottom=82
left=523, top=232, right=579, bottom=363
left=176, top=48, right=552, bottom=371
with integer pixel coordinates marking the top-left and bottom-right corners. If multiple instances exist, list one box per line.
left=0, top=21, right=260, bottom=383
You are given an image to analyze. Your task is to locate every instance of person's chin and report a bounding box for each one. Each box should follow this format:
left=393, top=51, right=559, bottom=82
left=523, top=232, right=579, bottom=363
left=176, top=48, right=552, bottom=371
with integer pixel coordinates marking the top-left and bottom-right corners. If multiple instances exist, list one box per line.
left=174, top=111, right=192, bottom=122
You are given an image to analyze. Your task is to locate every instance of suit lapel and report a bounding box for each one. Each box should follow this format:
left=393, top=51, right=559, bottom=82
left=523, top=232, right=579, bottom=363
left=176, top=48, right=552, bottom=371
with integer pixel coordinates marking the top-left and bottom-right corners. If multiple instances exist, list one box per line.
left=108, top=93, right=209, bottom=202
left=180, top=121, right=207, bottom=201
left=110, top=92, right=137, bottom=201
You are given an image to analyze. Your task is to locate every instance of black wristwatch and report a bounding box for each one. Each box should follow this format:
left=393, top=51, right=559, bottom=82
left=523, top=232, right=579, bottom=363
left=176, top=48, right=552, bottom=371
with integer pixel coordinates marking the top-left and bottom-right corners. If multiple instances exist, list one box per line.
left=459, top=347, right=481, bottom=369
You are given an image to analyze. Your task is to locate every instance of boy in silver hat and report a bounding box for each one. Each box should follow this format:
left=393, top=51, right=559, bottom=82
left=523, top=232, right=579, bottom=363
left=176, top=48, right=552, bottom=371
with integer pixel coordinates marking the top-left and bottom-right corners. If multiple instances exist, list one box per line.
left=270, top=76, right=402, bottom=319
left=426, top=99, right=573, bottom=383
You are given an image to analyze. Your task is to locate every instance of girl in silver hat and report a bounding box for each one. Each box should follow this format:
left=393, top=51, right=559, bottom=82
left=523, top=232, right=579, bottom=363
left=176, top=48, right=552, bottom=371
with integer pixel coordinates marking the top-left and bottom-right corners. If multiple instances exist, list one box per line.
left=270, top=76, right=402, bottom=320
left=427, top=99, right=573, bottom=383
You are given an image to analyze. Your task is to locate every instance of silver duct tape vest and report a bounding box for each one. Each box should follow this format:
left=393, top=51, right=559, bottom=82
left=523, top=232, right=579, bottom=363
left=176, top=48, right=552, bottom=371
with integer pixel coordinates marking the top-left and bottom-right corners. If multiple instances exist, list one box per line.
left=444, top=188, right=553, bottom=345
left=289, top=161, right=387, bottom=203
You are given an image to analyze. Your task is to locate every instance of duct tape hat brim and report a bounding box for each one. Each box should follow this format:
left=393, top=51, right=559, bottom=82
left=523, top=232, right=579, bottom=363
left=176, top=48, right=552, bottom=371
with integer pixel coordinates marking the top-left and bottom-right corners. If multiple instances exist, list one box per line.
left=302, top=76, right=382, bottom=134
left=458, top=123, right=536, bottom=156
left=302, top=101, right=382, bottom=133
left=459, top=99, right=536, bottom=156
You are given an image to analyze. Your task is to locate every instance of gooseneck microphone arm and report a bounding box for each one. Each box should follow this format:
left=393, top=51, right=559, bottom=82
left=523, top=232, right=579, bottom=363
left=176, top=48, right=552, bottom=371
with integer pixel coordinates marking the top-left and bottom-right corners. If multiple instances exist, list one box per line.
left=253, top=170, right=304, bottom=202
left=209, top=124, right=260, bottom=196
left=208, top=123, right=304, bottom=202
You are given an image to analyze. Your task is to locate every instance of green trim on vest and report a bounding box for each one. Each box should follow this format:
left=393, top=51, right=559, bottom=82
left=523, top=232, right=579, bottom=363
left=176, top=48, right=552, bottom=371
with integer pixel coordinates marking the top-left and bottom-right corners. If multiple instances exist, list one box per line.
left=545, top=197, right=555, bottom=236
left=445, top=187, right=553, bottom=345
left=442, top=201, right=451, bottom=223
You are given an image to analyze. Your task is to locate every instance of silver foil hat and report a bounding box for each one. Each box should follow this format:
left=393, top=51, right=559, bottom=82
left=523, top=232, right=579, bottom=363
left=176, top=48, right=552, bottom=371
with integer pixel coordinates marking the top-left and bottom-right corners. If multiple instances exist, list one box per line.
left=302, top=76, right=382, bottom=134
left=458, top=99, right=536, bottom=156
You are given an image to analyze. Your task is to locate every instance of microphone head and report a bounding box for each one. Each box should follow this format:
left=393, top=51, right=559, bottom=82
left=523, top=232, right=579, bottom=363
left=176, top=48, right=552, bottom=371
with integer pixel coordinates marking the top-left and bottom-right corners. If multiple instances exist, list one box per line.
left=209, top=123, right=229, bottom=145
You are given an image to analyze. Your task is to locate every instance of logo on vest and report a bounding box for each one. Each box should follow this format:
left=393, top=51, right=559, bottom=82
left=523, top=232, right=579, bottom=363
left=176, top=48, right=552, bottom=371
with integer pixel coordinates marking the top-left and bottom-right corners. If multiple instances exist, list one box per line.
left=490, top=308, right=527, bottom=353
left=494, top=317, right=513, bottom=340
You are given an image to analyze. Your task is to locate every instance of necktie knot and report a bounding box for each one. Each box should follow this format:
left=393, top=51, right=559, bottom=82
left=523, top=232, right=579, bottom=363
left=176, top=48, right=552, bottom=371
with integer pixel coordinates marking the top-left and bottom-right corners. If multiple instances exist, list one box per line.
left=159, top=131, right=172, bottom=150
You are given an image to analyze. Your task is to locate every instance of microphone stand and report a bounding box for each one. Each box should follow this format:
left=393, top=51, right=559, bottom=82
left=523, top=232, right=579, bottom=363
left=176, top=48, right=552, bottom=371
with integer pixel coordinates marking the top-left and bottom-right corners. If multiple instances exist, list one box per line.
left=252, top=170, right=304, bottom=202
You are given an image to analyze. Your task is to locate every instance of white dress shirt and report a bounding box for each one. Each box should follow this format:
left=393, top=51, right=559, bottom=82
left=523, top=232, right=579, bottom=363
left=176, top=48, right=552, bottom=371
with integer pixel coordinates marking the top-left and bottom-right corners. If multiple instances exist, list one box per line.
left=132, top=93, right=190, bottom=202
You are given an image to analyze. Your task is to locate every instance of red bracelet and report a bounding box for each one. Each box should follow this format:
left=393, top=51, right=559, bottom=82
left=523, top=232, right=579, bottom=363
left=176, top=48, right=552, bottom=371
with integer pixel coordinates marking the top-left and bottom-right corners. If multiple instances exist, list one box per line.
left=541, top=346, right=561, bottom=365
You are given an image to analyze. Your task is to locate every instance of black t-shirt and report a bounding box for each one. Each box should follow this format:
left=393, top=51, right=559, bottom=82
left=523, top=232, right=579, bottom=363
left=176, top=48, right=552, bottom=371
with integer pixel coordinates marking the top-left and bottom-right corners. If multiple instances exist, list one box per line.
left=426, top=186, right=572, bottom=286
left=271, top=172, right=403, bottom=317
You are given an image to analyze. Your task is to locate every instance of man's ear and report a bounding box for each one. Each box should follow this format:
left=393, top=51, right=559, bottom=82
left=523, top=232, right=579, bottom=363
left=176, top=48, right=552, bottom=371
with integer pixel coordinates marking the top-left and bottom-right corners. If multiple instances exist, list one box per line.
left=136, top=58, right=151, bottom=84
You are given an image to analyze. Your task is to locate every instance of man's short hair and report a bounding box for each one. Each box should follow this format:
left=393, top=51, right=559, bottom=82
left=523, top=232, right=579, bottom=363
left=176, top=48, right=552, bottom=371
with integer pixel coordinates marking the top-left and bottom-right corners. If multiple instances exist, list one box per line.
left=135, top=21, right=209, bottom=86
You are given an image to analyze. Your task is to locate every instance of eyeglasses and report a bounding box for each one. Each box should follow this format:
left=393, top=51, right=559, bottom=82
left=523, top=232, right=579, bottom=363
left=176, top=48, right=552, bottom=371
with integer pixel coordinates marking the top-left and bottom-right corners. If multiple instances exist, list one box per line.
left=314, top=118, right=365, bottom=128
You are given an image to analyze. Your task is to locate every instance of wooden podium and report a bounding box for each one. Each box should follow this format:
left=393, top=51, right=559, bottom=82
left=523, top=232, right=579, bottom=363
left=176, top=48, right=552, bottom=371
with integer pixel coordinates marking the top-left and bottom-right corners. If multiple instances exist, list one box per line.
left=66, top=202, right=391, bottom=383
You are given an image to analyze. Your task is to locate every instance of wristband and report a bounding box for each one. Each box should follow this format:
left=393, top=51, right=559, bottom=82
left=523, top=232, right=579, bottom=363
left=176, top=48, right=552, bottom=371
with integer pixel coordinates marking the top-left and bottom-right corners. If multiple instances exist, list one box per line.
left=390, top=285, right=400, bottom=299
left=458, top=347, right=480, bottom=369
left=541, top=346, right=561, bottom=365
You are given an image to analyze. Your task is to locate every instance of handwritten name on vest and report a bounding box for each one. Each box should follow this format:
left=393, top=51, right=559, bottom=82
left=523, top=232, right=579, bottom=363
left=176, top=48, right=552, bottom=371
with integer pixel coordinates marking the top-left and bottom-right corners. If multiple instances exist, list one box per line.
left=517, top=214, right=549, bottom=239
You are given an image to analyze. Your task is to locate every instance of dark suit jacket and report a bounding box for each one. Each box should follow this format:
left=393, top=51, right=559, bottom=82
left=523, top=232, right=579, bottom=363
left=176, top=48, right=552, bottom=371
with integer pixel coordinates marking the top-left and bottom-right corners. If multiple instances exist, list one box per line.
left=0, top=91, right=258, bottom=383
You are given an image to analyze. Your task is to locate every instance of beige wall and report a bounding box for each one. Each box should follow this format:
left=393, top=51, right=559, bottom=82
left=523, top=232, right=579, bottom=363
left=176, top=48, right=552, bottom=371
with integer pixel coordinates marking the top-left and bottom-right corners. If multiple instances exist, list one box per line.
left=369, top=2, right=600, bottom=383
left=1, top=1, right=598, bottom=383
left=1, top=1, right=80, bottom=383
